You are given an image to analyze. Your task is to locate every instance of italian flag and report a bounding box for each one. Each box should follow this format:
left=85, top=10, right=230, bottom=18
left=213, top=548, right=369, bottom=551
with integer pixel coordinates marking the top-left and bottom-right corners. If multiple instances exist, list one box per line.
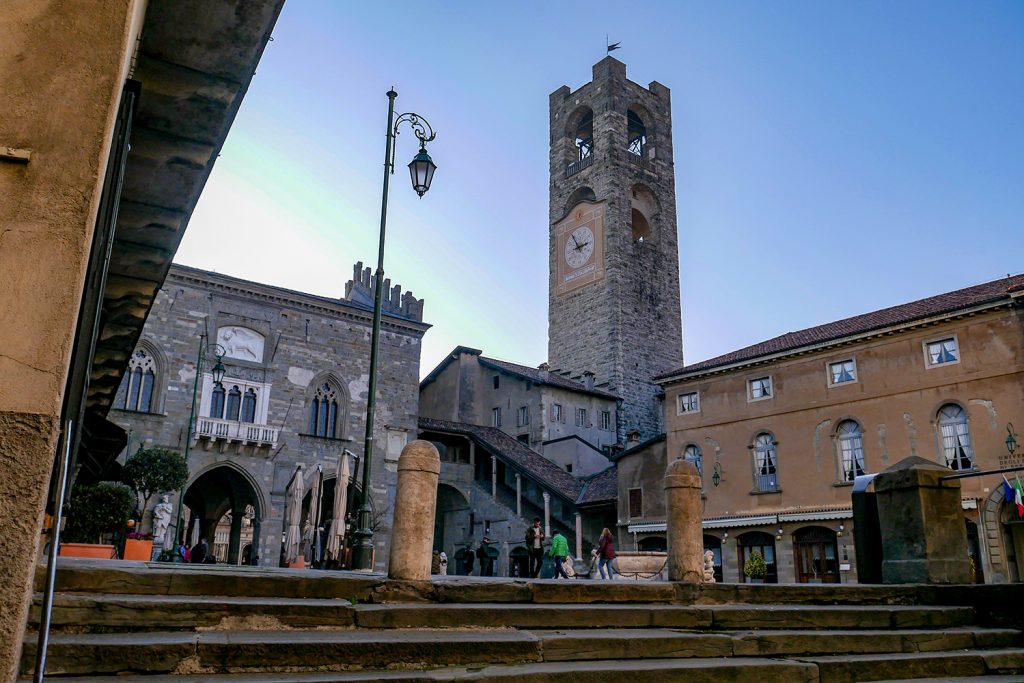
left=1016, top=476, right=1024, bottom=519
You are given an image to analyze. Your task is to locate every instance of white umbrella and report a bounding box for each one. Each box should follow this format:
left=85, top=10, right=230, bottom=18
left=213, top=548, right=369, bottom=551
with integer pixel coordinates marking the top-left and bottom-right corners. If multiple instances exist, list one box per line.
left=284, top=465, right=304, bottom=564
left=325, top=453, right=351, bottom=562
left=304, top=465, right=323, bottom=564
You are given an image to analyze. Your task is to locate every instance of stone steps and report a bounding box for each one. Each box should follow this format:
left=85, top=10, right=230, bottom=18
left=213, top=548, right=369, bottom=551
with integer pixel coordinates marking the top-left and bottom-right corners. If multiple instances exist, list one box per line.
left=19, top=627, right=1021, bottom=677
left=32, top=593, right=979, bottom=632
left=21, top=559, right=1024, bottom=681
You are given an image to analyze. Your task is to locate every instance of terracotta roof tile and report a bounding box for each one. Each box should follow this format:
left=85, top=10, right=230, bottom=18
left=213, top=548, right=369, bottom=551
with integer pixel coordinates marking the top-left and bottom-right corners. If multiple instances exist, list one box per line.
left=658, top=274, right=1024, bottom=380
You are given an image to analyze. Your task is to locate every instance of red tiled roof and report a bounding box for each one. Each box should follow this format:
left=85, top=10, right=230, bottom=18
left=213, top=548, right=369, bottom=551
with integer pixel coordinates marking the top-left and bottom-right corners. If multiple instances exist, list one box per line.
left=578, top=466, right=618, bottom=505
left=657, top=274, right=1024, bottom=381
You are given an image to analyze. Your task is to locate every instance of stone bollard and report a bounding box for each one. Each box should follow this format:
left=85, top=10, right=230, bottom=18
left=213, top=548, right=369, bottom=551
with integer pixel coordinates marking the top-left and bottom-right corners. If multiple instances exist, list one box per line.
left=665, top=458, right=704, bottom=582
left=387, top=440, right=441, bottom=581
left=874, top=455, right=971, bottom=584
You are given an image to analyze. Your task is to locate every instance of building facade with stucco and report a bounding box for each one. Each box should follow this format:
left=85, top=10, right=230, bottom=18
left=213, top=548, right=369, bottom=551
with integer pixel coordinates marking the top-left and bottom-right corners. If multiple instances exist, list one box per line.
left=109, top=262, right=428, bottom=569
left=635, top=275, right=1024, bottom=585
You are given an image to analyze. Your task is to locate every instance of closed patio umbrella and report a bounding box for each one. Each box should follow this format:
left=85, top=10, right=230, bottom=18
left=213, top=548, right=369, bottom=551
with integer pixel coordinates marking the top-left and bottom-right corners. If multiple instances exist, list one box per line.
left=325, top=453, right=351, bottom=562
left=284, top=464, right=304, bottom=564
left=304, top=464, right=323, bottom=564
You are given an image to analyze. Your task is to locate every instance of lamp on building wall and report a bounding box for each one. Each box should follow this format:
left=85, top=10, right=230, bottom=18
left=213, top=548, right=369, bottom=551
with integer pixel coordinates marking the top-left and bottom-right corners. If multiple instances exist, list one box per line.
left=776, top=528, right=784, bottom=541
left=352, top=90, right=437, bottom=572
left=837, top=524, right=845, bottom=538
left=1007, top=423, right=1019, bottom=456
left=170, top=337, right=226, bottom=548
left=711, top=462, right=723, bottom=487
left=722, top=530, right=729, bottom=543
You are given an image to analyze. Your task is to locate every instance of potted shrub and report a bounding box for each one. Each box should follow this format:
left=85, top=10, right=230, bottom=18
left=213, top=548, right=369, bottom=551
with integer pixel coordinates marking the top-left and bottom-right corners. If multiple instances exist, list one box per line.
left=744, top=549, right=768, bottom=584
left=122, top=446, right=189, bottom=559
left=61, top=481, right=136, bottom=559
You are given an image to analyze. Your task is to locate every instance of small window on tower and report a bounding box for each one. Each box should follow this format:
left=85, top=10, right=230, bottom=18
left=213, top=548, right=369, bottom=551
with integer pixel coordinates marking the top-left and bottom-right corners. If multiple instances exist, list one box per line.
left=493, top=375, right=500, bottom=389
left=627, top=110, right=647, bottom=156
left=574, top=110, right=594, bottom=161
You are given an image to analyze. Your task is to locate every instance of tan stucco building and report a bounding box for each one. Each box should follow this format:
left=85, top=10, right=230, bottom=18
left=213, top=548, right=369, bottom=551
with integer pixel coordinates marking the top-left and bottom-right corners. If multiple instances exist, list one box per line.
left=620, top=275, right=1024, bottom=584
left=0, top=1, right=281, bottom=676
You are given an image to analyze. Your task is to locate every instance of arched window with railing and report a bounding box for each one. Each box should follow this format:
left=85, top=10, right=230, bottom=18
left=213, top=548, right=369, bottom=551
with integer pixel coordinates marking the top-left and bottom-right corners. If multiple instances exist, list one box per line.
left=836, top=420, right=866, bottom=482
left=752, top=433, right=779, bottom=492
left=241, top=388, right=257, bottom=423
left=938, top=403, right=974, bottom=470
left=225, top=386, right=242, bottom=421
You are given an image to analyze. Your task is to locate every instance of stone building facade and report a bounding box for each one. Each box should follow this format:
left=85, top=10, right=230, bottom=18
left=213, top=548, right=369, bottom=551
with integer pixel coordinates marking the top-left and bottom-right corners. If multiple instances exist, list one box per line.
left=548, top=57, right=684, bottom=440
left=419, top=346, right=620, bottom=474
left=110, top=262, right=428, bottom=570
left=635, top=275, right=1024, bottom=584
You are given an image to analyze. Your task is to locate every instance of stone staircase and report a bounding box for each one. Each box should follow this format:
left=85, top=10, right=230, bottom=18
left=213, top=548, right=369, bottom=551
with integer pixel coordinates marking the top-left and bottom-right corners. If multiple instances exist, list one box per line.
left=19, top=558, right=1024, bottom=681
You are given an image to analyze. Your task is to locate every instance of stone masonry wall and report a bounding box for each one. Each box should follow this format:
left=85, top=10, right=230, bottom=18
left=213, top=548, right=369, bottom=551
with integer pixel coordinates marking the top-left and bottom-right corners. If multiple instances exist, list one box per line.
left=548, top=58, right=683, bottom=441
left=109, top=264, right=427, bottom=571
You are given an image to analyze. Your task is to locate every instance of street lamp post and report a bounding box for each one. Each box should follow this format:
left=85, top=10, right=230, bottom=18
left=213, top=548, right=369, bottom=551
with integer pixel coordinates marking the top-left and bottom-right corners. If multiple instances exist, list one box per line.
left=351, top=89, right=437, bottom=571
left=171, top=335, right=226, bottom=550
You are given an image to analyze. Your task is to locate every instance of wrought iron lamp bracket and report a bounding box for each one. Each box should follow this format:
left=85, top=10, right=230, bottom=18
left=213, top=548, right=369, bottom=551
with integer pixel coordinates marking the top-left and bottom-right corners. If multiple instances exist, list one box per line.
left=389, top=112, right=436, bottom=173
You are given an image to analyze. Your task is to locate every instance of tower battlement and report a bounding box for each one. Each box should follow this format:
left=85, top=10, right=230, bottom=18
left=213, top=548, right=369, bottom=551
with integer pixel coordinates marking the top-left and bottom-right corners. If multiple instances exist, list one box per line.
left=344, top=261, right=424, bottom=322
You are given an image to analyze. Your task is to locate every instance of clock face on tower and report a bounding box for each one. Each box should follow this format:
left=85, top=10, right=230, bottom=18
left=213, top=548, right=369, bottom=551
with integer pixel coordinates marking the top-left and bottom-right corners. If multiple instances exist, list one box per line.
left=564, top=226, right=594, bottom=269
left=554, top=200, right=605, bottom=296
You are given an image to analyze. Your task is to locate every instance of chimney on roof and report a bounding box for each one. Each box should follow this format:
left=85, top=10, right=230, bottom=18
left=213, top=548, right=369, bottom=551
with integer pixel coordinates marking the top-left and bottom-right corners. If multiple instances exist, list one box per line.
left=537, top=362, right=550, bottom=381
left=627, top=429, right=641, bottom=444
left=582, top=370, right=595, bottom=391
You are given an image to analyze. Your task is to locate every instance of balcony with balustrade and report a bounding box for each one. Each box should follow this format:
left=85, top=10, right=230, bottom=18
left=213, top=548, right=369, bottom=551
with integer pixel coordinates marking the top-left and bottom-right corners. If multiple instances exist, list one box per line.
left=195, top=416, right=279, bottom=452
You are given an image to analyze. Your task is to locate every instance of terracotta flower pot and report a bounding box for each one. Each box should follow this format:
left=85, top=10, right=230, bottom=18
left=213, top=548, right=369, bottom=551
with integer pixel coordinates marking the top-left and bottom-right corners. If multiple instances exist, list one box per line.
left=123, top=539, right=153, bottom=561
left=59, top=543, right=116, bottom=559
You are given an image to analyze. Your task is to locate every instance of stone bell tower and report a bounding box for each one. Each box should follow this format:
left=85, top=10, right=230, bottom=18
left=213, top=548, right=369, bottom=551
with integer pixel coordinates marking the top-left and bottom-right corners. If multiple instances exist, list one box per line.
left=547, top=57, right=683, bottom=440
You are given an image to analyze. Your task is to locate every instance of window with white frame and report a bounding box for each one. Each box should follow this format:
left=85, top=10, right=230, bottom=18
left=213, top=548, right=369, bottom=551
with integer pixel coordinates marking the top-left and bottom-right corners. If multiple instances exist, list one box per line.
left=491, top=407, right=502, bottom=428
left=938, top=404, right=974, bottom=470
left=677, top=391, right=700, bottom=414
left=203, top=375, right=270, bottom=425
left=122, top=349, right=157, bottom=412
left=836, top=420, right=865, bottom=482
left=600, top=410, right=611, bottom=430
left=925, top=337, right=959, bottom=367
left=518, top=405, right=529, bottom=427
left=551, top=403, right=564, bottom=423
left=829, top=359, right=856, bottom=386
left=576, top=407, right=588, bottom=427
left=752, top=433, right=779, bottom=492
left=749, top=377, right=773, bottom=401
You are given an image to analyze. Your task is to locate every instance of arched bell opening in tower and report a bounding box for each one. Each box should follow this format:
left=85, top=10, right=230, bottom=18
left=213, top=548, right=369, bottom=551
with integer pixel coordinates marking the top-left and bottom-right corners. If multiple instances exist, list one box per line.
left=627, top=109, right=648, bottom=157
left=565, top=186, right=597, bottom=216
left=631, top=184, right=658, bottom=243
left=567, top=107, right=594, bottom=161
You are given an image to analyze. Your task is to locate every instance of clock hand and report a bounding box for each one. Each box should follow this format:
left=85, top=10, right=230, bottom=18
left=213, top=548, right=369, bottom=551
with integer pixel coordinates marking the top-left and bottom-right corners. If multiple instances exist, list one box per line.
left=570, top=235, right=581, bottom=249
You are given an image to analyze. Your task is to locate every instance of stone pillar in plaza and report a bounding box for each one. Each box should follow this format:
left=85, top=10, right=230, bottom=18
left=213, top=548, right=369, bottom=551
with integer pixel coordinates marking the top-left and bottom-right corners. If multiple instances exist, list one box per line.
left=874, top=455, right=972, bottom=584
left=227, top=509, right=244, bottom=565
left=543, top=492, right=551, bottom=537
left=388, top=440, right=441, bottom=581
left=515, top=473, right=522, bottom=517
left=491, top=455, right=497, bottom=500
left=665, top=458, right=704, bottom=582
left=575, top=512, right=583, bottom=560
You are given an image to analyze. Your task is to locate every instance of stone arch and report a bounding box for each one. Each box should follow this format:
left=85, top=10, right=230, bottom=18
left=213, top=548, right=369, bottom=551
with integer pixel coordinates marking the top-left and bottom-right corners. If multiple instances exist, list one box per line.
left=565, top=186, right=597, bottom=215
left=630, top=184, right=658, bottom=243
left=305, top=370, right=352, bottom=439
left=982, top=485, right=1017, bottom=583
left=182, top=461, right=265, bottom=564
left=435, top=483, right=471, bottom=559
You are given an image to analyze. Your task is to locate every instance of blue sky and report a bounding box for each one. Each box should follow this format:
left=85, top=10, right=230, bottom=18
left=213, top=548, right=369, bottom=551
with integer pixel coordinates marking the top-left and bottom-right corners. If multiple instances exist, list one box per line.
left=177, top=1, right=1024, bottom=378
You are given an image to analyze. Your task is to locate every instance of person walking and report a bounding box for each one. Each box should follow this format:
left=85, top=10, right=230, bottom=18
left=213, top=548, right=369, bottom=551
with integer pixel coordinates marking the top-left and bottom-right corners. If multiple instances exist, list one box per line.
left=549, top=531, right=570, bottom=579
left=525, top=518, right=544, bottom=578
left=597, top=527, right=616, bottom=580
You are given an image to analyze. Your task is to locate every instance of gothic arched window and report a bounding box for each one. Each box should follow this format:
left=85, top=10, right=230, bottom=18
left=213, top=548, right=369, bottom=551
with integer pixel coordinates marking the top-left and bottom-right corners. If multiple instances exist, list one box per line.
left=241, top=388, right=257, bottom=423
left=225, top=386, right=242, bottom=421
left=684, top=444, right=703, bottom=490
left=836, top=420, right=866, bottom=482
left=210, top=383, right=225, bottom=418
left=938, top=404, right=974, bottom=470
left=122, top=349, right=157, bottom=412
left=752, top=433, right=779, bottom=492
left=309, top=383, right=339, bottom=438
